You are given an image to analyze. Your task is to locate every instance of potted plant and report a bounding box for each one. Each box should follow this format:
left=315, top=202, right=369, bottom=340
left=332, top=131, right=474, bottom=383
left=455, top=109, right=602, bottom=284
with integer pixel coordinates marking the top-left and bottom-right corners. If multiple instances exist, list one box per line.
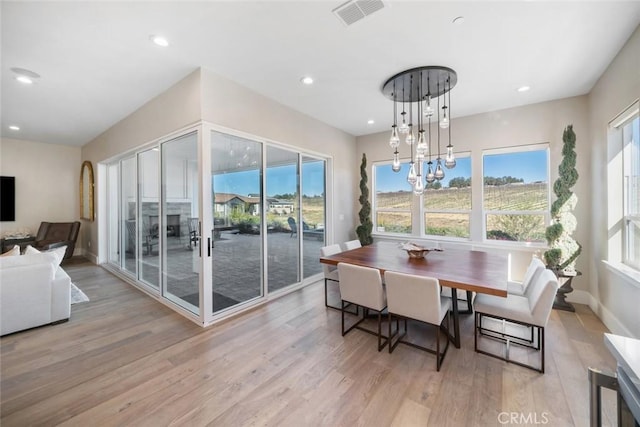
left=543, top=125, right=582, bottom=311
left=356, top=153, right=373, bottom=245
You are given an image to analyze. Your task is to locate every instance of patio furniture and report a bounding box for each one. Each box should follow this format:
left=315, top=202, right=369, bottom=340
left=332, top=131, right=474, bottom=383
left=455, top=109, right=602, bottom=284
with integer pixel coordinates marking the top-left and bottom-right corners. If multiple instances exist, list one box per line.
left=384, top=271, right=452, bottom=371
left=288, top=217, right=297, bottom=237
left=125, top=220, right=158, bottom=255
left=188, top=217, right=199, bottom=250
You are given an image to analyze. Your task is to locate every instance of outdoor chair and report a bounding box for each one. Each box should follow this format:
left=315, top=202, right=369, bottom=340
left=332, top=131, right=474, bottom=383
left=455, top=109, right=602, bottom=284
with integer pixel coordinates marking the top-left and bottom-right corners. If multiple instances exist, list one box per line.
left=288, top=217, right=297, bottom=237
left=188, top=217, right=199, bottom=250
left=125, top=220, right=158, bottom=256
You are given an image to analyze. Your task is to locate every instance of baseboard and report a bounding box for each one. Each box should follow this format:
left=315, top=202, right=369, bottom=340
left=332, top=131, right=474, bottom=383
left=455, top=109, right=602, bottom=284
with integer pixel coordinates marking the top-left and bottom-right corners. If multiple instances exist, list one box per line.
left=566, top=290, right=636, bottom=338
left=78, top=248, right=98, bottom=264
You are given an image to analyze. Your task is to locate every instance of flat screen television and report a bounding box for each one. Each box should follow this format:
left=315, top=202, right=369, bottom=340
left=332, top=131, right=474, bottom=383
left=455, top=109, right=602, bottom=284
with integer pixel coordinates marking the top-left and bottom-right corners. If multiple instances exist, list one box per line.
left=0, top=176, right=16, bottom=222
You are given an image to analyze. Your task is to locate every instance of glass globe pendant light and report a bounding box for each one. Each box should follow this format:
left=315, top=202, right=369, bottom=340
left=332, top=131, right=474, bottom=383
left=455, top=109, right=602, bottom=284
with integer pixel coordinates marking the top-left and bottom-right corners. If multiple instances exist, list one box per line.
left=444, top=85, right=455, bottom=168
left=392, top=149, right=401, bottom=172
left=423, top=94, right=434, bottom=118
left=445, top=144, right=456, bottom=169
left=434, top=160, right=445, bottom=180
left=407, top=162, right=417, bottom=185
left=425, top=161, right=435, bottom=183
left=389, top=125, right=399, bottom=148
left=440, top=105, right=449, bottom=129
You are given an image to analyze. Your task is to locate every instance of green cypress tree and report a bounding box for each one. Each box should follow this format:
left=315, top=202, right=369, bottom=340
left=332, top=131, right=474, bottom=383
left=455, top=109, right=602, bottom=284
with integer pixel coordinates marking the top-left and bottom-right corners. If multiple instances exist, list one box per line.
left=356, top=153, right=373, bottom=245
left=544, top=125, right=582, bottom=273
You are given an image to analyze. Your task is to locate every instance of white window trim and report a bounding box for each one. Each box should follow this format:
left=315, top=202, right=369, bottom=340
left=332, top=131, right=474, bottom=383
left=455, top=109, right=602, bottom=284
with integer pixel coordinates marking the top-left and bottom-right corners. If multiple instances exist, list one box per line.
left=372, top=159, right=413, bottom=236
left=613, top=101, right=640, bottom=271
left=481, top=143, right=550, bottom=246
left=422, top=152, right=472, bottom=240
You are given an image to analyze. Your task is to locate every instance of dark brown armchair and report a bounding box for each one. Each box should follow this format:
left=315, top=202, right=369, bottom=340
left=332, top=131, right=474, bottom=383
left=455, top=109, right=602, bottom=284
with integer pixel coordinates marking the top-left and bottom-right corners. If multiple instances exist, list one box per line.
left=33, top=221, right=81, bottom=260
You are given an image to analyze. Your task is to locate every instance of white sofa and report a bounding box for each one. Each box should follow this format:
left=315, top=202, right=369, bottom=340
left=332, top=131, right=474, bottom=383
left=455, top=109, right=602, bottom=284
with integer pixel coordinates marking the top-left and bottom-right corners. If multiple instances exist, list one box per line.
left=0, top=252, right=71, bottom=336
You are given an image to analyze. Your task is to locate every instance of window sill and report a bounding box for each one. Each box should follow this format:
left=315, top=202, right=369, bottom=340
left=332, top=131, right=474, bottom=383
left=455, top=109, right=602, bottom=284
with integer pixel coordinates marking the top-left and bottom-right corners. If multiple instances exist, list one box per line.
left=602, top=260, right=640, bottom=289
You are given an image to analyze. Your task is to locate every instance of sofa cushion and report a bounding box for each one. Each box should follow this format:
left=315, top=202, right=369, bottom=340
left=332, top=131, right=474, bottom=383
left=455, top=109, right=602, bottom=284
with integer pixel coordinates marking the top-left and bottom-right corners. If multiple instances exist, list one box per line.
left=0, top=252, right=59, bottom=280
left=25, top=245, right=66, bottom=266
left=1, top=245, right=20, bottom=257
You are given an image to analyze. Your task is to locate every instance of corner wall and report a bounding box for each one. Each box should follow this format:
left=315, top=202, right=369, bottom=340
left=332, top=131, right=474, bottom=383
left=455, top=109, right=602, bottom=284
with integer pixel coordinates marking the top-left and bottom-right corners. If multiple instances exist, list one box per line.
left=588, top=25, right=640, bottom=338
left=0, top=138, right=81, bottom=249
left=81, top=69, right=203, bottom=260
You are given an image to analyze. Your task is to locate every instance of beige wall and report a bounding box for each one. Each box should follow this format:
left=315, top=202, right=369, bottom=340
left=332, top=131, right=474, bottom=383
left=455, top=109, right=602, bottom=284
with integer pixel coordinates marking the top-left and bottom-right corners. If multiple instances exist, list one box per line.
left=200, top=68, right=357, bottom=242
left=81, top=69, right=203, bottom=259
left=588, top=25, right=640, bottom=338
left=357, top=96, right=591, bottom=284
left=0, top=138, right=81, bottom=249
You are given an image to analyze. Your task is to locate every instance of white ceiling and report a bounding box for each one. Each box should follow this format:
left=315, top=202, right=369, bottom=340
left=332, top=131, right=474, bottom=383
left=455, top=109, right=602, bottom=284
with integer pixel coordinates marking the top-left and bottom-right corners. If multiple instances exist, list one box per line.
left=2, top=1, right=639, bottom=147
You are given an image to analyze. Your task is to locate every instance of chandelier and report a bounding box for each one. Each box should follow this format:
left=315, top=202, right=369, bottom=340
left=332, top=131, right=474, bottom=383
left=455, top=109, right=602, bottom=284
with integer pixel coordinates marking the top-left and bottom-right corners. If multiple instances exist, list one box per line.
left=382, top=66, right=458, bottom=195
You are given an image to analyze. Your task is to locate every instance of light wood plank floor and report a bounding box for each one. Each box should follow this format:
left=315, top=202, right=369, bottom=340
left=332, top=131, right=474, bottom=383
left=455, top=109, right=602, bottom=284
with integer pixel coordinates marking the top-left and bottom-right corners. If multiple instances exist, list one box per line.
left=1, top=258, right=618, bottom=426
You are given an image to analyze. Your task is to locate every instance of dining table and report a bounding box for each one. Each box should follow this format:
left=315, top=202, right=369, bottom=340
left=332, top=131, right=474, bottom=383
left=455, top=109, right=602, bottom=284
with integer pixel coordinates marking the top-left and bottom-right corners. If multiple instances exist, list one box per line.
left=319, top=241, right=509, bottom=348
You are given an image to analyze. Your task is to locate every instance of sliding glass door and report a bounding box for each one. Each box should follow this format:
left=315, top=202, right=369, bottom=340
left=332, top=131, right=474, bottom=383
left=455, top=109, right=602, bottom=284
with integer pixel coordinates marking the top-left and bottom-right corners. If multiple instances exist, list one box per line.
left=301, top=156, right=326, bottom=279
left=138, top=148, right=159, bottom=288
left=105, top=126, right=328, bottom=324
left=210, top=131, right=263, bottom=313
left=161, top=133, right=199, bottom=313
left=121, top=156, right=137, bottom=276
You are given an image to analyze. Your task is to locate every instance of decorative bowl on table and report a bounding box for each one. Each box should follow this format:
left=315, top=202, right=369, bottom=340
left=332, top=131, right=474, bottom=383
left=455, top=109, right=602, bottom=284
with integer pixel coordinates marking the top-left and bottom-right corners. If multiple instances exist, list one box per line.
left=401, top=242, right=442, bottom=259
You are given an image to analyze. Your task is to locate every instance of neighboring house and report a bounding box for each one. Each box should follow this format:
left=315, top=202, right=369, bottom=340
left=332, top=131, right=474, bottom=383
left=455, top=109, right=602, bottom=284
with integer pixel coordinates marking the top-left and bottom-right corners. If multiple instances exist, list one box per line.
left=267, top=198, right=294, bottom=215
left=214, top=192, right=260, bottom=216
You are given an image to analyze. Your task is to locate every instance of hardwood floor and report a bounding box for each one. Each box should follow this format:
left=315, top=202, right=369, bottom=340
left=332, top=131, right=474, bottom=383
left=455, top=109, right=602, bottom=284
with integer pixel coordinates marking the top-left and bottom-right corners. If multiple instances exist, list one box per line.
left=1, top=258, right=618, bottom=426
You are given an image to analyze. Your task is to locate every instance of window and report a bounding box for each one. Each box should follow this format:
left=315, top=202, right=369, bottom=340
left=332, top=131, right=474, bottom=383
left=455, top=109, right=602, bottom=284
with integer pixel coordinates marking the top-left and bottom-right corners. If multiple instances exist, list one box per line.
left=482, top=145, right=549, bottom=243
left=623, top=112, right=640, bottom=269
left=373, top=162, right=412, bottom=234
left=423, top=154, right=472, bottom=238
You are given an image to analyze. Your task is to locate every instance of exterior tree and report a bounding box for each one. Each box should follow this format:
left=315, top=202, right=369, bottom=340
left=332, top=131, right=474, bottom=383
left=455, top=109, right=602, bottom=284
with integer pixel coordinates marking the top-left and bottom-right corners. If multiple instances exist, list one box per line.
left=356, top=153, right=373, bottom=245
left=544, top=125, right=582, bottom=274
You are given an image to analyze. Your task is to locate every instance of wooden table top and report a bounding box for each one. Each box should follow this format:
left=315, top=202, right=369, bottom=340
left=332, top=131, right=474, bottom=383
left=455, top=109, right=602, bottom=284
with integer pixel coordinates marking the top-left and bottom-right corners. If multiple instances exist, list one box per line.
left=320, top=241, right=508, bottom=297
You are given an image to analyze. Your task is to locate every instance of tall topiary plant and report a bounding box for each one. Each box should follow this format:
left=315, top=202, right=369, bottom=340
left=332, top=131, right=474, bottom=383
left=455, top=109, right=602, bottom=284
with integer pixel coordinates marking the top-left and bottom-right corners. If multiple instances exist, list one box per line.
left=356, top=153, right=373, bottom=245
left=544, top=125, right=582, bottom=274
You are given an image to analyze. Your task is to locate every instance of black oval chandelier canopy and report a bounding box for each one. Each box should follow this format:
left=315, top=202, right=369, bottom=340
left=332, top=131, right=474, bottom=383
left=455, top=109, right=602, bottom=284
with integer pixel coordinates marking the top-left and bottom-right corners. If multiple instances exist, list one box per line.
left=381, top=66, right=457, bottom=102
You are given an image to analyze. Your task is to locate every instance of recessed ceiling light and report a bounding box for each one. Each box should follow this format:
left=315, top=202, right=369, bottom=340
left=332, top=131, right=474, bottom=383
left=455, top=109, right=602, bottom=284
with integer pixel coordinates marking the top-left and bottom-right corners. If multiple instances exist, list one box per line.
left=517, top=85, right=531, bottom=92
left=11, top=67, right=40, bottom=84
left=150, top=35, right=169, bottom=47
left=16, top=76, right=33, bottom=85
left=367, top=119, right=375, bottom=125
left=453, top=16, right=465, bottom=24
left=300, top=76, right=314, bottom=85
left=8, top=125, right=20, bottom=131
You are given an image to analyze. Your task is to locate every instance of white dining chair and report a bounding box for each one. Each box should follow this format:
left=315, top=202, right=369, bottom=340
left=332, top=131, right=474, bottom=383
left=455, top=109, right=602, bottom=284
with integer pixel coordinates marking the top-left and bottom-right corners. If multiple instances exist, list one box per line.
left=342, top=239, right=362, bottom=251
left=507, top=257, right=545, bottom=296
left=337, top=262, right=388, bottom=351
left=473, top=268, right=558, bottom=373
left=320, top=244, right=342, bottom=310
left=384, top=271, right=452, bottom=371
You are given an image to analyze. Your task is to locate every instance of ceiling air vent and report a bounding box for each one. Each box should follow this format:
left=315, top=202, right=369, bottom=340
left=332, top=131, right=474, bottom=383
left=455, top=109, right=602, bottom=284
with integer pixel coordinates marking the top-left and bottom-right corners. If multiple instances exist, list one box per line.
left=332, top=0, right=385, bottom=26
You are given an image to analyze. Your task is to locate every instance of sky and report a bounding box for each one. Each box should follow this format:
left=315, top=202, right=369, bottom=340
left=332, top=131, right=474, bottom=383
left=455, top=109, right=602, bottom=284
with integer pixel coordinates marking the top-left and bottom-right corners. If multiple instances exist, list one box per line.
left=213, top=161, right=325, bottom=197
left=375, top=149, right=548, bottom=192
